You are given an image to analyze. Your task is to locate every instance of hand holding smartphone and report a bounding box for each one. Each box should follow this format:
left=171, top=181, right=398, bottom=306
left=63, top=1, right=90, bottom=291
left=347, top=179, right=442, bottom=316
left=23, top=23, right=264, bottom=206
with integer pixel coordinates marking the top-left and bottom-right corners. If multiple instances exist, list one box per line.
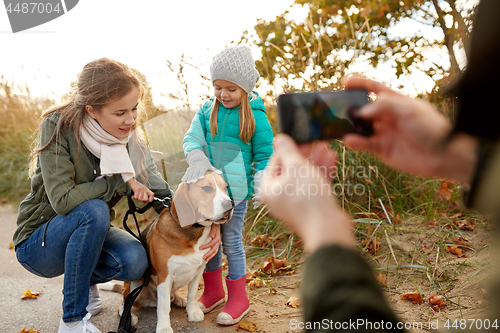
left=277, top=89, right=373, bottom=142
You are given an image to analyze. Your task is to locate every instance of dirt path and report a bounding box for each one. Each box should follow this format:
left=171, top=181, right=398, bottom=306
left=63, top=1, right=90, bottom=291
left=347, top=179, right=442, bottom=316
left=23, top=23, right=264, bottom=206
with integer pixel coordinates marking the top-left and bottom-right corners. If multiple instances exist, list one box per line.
left=0, top=203, right=301, bottom=333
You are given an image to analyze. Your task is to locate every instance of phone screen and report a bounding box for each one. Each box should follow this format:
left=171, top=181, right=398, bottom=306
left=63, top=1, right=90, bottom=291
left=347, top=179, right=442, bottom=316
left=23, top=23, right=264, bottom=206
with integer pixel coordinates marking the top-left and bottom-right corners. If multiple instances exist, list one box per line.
left=277, top=89, right=371, bottom=142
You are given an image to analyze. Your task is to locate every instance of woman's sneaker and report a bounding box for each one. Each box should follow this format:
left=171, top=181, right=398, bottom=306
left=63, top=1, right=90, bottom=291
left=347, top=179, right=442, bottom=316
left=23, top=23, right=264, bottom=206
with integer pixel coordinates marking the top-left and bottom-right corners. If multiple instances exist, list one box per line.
left=86, top=285, right=102, bottom=315
left=58, top=313, right=101, bottom=333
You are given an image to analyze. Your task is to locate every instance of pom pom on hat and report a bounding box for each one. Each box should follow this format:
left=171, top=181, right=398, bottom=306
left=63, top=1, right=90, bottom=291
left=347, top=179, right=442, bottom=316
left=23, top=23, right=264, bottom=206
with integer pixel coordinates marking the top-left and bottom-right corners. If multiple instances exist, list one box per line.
left=210, top=46, right=259, bottom=94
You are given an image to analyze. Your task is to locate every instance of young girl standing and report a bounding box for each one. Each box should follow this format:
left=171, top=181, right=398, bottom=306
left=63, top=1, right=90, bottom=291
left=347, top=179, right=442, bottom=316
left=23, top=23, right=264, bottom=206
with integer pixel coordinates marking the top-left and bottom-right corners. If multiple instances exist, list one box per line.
left=182, top=46, right=274, bottom=325
left=13, top=58, right=174, bottom=333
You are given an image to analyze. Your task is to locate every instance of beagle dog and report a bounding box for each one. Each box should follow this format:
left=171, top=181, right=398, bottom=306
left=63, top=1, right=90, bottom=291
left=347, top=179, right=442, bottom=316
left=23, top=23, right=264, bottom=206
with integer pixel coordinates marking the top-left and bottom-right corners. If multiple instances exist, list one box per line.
left=120, top=171, right=233, bottom=333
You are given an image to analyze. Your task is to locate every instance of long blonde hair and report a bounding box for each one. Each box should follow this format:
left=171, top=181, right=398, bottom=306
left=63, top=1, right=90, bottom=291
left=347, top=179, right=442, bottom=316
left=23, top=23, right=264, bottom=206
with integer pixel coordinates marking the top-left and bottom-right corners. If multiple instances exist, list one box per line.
left=209, top=91, right=255, bottom=144
left=30, top=58, right=149, bottom=181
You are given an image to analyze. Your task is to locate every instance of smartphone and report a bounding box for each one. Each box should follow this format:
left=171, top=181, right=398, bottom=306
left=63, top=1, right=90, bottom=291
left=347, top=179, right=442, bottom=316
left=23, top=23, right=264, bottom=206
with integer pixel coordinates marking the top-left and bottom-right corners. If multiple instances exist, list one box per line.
left=277, top=89, right=373, bottom=142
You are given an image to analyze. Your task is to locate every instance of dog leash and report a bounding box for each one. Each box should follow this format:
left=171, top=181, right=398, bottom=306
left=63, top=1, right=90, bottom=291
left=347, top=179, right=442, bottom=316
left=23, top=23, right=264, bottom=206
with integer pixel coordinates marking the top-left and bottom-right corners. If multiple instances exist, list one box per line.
left=109, top=195, right=171, bottom=333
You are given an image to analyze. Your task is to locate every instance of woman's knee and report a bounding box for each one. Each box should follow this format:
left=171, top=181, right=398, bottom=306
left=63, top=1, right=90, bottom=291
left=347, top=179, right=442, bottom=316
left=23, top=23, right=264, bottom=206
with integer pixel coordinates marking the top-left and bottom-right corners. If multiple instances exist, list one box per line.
left=77, top=199, right=110, bottom=232
left=119, top=244, right=148, bottom=281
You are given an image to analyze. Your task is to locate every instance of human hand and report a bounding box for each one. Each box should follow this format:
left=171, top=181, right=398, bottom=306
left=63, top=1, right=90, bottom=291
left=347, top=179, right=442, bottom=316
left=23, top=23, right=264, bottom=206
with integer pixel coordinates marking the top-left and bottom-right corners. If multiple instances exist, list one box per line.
left=200, top=223, right=221, bottom=261
left=128, top=178, right=154, bottom=203
left=181, top=149, right=222, bottom=184
left=261, top=134, right=354, bottom=253
left=342, top=76, right=478, bottom=183
left=342, top=76, right=454, bottom=178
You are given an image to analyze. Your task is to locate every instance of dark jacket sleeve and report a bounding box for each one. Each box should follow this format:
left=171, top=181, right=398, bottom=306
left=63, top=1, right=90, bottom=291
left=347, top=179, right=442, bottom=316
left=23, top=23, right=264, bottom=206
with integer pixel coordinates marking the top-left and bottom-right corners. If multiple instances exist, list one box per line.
left=302, top=245, right=403, bottom=332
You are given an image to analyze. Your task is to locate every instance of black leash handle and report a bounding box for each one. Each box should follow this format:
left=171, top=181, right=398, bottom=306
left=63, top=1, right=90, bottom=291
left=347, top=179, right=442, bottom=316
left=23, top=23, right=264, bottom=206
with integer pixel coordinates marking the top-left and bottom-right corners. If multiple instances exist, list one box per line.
left=109, top=195, right=156, bottom=333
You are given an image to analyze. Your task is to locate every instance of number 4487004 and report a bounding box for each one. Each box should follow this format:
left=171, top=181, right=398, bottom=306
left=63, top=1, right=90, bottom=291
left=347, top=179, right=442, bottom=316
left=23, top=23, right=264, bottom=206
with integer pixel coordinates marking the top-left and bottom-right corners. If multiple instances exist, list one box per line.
left=445, top=319, right=498, bottom=330
left=6, top=2, right=62, bottom=14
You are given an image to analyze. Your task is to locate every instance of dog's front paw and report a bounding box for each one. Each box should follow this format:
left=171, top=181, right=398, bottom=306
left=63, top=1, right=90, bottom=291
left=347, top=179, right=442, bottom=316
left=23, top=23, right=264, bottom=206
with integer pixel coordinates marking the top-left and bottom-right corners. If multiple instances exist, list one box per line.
left=131, top=313, right=138, bottom=327
left=157, top=327, right=173, bottom=333
left=118, top=305, right=138, bottom=326
left=187, top=304, right=204, bottom=322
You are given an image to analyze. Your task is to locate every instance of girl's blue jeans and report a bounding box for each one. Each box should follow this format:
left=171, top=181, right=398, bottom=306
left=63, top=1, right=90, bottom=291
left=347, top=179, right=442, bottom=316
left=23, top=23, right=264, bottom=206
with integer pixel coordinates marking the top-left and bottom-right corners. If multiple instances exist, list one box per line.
left=15, top=199, right=147, bottom=323
left=205, top=200, right=248, bottom=280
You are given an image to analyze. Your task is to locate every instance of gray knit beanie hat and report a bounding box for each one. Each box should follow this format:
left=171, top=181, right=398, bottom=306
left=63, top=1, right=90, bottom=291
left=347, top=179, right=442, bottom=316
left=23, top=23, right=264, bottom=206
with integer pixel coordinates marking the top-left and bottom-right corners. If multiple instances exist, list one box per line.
left=210, top=46, right=260, bottom=94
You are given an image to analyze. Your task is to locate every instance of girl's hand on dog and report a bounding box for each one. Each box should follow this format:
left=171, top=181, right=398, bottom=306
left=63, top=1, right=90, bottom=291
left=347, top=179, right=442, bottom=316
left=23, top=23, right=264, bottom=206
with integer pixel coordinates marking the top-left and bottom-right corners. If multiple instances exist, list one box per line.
left=200, top=223, right=221, bottom=261
left=128, top=178, right=154, bottom=203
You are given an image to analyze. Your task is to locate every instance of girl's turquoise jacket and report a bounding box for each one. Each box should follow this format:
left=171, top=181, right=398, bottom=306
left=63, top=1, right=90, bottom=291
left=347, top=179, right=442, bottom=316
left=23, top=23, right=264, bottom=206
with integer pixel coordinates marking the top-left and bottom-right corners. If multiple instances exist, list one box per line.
left=183, top=92, right=274, bottom=200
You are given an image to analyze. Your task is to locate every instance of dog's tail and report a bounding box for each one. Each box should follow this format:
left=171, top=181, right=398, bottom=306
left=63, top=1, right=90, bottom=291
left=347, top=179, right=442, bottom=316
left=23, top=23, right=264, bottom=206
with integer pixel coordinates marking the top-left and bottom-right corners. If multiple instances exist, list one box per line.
left=99, top=281, right=124, bottom=294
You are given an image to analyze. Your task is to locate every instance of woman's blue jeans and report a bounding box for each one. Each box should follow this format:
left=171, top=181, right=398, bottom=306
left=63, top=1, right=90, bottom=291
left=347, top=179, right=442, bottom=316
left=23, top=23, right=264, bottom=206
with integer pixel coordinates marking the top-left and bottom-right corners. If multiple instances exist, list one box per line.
left=15, top=199, right=147, bottom=323
left=205, top=200, right=248, bottom=280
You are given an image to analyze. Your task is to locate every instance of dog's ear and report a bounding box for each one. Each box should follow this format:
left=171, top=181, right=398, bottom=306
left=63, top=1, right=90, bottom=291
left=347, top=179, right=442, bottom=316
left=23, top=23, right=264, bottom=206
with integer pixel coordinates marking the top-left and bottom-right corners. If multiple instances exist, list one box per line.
left=170, top=182, right=197, bottom=227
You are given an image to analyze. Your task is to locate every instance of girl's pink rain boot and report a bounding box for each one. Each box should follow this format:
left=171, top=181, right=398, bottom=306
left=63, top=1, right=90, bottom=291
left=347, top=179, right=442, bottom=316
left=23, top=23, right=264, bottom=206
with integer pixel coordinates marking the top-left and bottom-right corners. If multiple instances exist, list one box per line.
left=217, top=275, right=250, bottom=325
left=197, top=267, right=225, bottom=313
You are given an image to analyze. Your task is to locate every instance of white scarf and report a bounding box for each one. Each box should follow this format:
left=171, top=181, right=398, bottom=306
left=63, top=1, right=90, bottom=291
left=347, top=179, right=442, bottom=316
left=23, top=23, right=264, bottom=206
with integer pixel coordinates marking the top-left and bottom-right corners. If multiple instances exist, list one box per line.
left=80, top=115, right=135, bottom=183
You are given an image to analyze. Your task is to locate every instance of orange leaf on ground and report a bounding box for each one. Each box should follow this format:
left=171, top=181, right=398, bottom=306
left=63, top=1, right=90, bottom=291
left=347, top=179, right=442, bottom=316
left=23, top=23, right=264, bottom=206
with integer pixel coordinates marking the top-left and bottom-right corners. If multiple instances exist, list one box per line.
left=286, top=296, right=302, bottom=308
left=446, top=246, right=466, bottom=258
left=245, top=270, right=258, bottom=282
left=375, top=273, right=387, bottom=286
left=432, top=303, right=446, bottom=311
left=261, top=257, right=290, bottom=276
left=428, top=294, right=445, bottom=305
left=363, top=237, right=380, bottom=254
left=451, top=236, right=470, bottom=248
left=251, top=234, right=271, bottom=249
left=247, top=279, right=262, bottom=289
left=21, top=290, right=41, bottom=300
left=238, top=319, right=258, bottom=332
left=401, top=292, right=423, bottom=304
left=438, top=180, right=452, bottom=201
left=20, top=329, right=40, bottom=333
left=9, top=242, right=14, bottom=250
left=454, top=218, right=477, bottom=231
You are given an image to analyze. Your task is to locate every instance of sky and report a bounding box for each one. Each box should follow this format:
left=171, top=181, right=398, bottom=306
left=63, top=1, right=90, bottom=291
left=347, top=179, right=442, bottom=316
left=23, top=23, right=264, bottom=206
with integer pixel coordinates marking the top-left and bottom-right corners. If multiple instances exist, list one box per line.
left=0, top=0, right=461, bottom=109
left=0, top=0, right=296, bottom=108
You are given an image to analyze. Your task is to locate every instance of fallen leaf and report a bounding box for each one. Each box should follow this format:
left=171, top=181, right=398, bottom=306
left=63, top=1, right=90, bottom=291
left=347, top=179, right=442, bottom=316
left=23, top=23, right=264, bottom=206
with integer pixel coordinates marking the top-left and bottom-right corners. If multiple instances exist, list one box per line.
left=454, top=218, right=477, bottom=231
left=432, top=303, right=446, bottom=311
left=248, top=279, right=262, bottom=289
left=261, top=257, right=289, bottom=276
left=238, top=319, right=258, bottom=332
left=451, top=236, right=470, bottom=248
left=428, top=294, right=445, bottom=305
left=438, top=180, right=452, bottom=201
left=363, top=237, right=380, bottom=254
left=394, top=214, right=402, bottom=224
left=21, top=290, right=41, bottom=300
left=401, top=292, right=423, bottom=304
left=9, top=242, right=14, bottom=250
left=245, top=270, right=258, bottom=282
left=446, top=246, right=466, bottom=258
left=450, top=212, right=463, bottom=219
left=251, top=234, right=271, bottom=249
left=20, top=329, right=40, bottom=333
left=286, top=296, right=302, bottom=308
left=375, top=273, right=387, bottom=286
